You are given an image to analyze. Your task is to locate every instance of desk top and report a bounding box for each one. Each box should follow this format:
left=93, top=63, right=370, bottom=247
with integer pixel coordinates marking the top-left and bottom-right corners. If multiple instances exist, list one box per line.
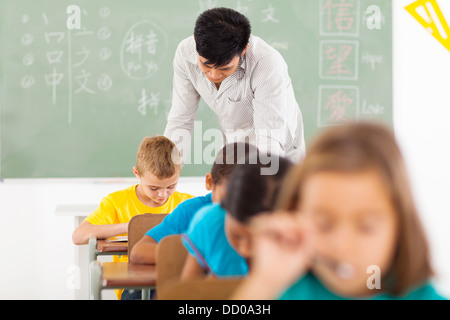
left=102, top=262, right=156, bottom=287
left=97, top=240, right=128, bottom=253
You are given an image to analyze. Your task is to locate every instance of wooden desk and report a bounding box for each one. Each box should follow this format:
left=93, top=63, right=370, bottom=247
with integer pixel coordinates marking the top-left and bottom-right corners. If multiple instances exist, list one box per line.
left=89, top=238, right=128, bottom=263
left=97, top=240, right=128, bottom=254
left=90, top=261, right=156, bottom=300
left=102, top=262, right=156, bottom=287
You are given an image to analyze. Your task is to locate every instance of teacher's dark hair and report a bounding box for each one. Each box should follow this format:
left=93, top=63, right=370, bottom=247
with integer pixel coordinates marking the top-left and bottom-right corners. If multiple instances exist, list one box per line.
left=194, top=7, right=251, bottom=67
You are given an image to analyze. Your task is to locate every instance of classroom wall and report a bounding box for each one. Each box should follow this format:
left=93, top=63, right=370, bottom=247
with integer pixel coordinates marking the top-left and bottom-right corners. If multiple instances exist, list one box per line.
left=394, top=0, right=450, bottom=298
left=1, top=0, right=449, bottom=299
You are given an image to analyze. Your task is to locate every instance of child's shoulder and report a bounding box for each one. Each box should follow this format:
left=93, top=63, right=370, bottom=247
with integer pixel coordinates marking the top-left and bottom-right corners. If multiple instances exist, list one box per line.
left=176, top=193, right=212, bottom=208
left=190, top=203, right=225, bottom=227
left=167, top=191, right=194, bottom=208
left=401, top=282, right=448, bottom=300
left=172, top=191, right=194, bottom=202
left=105, top=185, right=136, bottom=200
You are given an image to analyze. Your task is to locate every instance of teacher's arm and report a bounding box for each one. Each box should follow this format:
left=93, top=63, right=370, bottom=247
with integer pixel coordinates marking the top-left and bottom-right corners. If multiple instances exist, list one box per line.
left=164, top=44, right=201, bottom=162
left=250, top=52, right=301, bottom=159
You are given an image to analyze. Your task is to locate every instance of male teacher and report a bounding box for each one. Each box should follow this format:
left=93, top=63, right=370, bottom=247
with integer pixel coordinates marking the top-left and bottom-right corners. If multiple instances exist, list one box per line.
left=164, top=7, right=305, bottom=163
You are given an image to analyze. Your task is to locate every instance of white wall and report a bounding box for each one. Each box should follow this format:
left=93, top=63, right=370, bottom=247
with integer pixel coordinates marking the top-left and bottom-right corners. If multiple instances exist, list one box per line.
left=1, top=1, right=450, bottom=299
left=0, top=177, right=208, bottom=299
left=394, top=0, right=450, bottom=298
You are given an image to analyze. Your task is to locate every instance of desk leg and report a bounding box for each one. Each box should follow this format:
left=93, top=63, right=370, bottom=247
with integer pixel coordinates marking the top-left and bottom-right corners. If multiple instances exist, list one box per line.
left=90, top=260, right=102, bottom=300
left=142, top=288, right=151, bottom=300
left=74, top=216, right=89, bottom=300
left=88, top=237, right=98, bottom=263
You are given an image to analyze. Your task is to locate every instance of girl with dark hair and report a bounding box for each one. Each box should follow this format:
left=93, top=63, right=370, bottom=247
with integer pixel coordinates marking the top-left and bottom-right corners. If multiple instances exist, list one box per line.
left=180, top=156, right=292, bottom=280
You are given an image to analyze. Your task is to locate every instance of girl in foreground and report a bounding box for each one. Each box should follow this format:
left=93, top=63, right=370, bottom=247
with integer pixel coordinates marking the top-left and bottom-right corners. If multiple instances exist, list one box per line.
left=232, top=122, right=446, bottom=300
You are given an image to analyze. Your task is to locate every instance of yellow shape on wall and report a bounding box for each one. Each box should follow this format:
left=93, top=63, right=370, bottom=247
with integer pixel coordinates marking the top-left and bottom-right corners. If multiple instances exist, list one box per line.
left=405, top=0, right=450, bottom=52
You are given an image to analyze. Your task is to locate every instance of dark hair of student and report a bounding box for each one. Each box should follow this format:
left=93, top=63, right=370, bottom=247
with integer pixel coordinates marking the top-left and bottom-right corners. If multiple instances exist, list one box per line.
left=194, top=7, right=251, bottom=67
left=210, top=142, right=259, bottom=186
left=221, top=156, right=293, bottom=224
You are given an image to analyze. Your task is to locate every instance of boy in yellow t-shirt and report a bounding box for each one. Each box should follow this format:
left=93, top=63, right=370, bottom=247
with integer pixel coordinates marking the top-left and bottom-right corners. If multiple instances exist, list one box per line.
left=72, top=135, right=192, bottom=299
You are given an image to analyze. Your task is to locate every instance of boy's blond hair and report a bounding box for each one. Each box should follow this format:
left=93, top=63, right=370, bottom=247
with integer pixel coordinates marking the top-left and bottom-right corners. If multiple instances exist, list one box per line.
left=135, top=136, right=182, bottom=179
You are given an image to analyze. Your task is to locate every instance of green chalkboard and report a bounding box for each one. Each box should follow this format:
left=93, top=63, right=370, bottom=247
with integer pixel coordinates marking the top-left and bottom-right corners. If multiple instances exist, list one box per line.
left=0, top=0, right=392, bottom=178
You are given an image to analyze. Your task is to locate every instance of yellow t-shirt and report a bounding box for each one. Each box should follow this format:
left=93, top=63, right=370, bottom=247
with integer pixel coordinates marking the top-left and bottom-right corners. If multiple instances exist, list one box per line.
left=85, top=184, right=193, bottom=299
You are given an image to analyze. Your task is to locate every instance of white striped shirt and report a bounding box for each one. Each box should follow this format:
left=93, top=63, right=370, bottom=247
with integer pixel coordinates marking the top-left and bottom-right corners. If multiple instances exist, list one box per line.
left=164, top=35, right=305, bottom=163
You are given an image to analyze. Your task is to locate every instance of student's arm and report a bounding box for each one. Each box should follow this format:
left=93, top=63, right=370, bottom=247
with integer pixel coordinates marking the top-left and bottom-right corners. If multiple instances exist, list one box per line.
left=180, top=254, right=207, bottom=281
left=129, top=235, right=158, bottom=264
left=72, top=221, right=128, bottom=245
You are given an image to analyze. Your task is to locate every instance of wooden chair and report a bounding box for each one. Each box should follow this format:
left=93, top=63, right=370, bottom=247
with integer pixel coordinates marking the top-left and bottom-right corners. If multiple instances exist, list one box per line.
left=128, top=213, right=168, bottom=254
left=155, top=234, right=188, bottom=299
left=157, top=277, right=244, bottom=300
left=89, top=213, right=167, bottom=300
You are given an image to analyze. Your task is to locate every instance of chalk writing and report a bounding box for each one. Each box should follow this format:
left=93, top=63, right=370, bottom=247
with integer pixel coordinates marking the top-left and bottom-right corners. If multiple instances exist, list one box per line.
left=138, top=89, right=160, bottom=116
left=362, top=100, right=385, bottom=115
left=21, top=75, right=36, bottom=89
left=73, top=47, right=90, bottom=67
left=44, top=68, right=64, bottom=104
left=21, top=33, right=34, bottom=46
left=15, top=8, right=118, bottom=122
left=361, top=52, right=383, bottom=71
left=261, top=4, right=279, bottom=23
left=235, top=0, right=250, bottom=15
left=320, top=0, right=360, bottom=36
left=22, top=52, right=34, bottom=66
left=74, top=70, right=95, bottom=94
left=97, top=73, right=113, bottom=92
left=120, top=20, right=167, bottom=80
left=318, top=86, right=359, bottom=127
left=320, top=40, right=359, bottom=80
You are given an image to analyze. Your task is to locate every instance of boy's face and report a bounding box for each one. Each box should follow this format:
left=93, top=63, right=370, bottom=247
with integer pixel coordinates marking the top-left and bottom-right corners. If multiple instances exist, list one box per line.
left=205, top=173, right=228, bottom=203
left=134, top=168, right=179, bottom=206
left=211, top=181, right=227, bottom=203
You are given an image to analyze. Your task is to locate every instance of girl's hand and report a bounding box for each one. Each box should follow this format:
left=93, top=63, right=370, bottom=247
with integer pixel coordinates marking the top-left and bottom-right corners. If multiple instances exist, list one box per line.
left=249, top=212, right=316, bottom=293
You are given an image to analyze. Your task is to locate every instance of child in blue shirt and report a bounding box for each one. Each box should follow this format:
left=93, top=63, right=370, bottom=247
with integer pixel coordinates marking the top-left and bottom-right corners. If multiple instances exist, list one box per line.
left=232, top=123, right=447, bottom=300
left=129, top=142, right=259, bottom=265
left=181, top=156, right=293, bottom=280
left=181, top=203, right=248, bottom=277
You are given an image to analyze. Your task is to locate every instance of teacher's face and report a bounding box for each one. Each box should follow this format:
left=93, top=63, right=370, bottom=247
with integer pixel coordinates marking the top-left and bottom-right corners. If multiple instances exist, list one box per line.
left=197, top=55, right=241, bottom=84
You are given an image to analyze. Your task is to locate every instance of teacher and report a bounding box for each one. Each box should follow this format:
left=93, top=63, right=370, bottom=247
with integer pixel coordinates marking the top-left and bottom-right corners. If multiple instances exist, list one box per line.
left=164, top=7, right=305, bottom=163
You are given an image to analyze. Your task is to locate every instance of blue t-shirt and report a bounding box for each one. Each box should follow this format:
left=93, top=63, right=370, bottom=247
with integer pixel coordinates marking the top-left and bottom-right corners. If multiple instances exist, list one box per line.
left=279, top=272, right=447, bottom=300
left=182, top=203, right=249, bottom=277
left=145, top=193, right=212, bottom=242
